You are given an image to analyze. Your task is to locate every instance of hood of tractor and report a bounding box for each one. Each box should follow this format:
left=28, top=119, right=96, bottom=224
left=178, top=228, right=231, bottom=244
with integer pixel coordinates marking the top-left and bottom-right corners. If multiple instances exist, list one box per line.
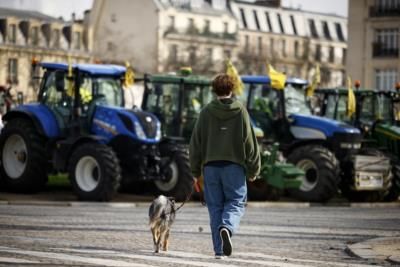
left=91, top=105, right=161, bottom=144
left=374, top=123, right=400, bottom=140
left=290, top=114, right=360, bottom=138
left=206, top=98, right=244, bottom=120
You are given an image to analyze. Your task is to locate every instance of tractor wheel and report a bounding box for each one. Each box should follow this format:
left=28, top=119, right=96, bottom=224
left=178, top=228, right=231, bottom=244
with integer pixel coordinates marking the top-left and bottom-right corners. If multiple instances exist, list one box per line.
left=68, top=143, right=121, bottom=201
left=0, top=118, right=47, bottom=192
left=155, top=145, right=193, bottom=201
left=384, top=163, right=400, bottom=201
left=341, top=148, right=392, bottom=202
left=247, top=179, right=282, bottom=201
left=287, top=145, right=339, bottom=202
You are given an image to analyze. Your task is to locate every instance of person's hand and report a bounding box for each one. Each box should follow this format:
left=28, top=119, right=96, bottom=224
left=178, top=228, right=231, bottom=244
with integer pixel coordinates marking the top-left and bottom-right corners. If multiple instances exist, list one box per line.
left=248, top=176, right=257, bottom=182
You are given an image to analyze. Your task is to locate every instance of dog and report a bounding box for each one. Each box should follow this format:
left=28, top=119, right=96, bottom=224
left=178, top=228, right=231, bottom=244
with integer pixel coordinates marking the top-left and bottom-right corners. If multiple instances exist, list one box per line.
left=148, top=195, right=176, bottom=253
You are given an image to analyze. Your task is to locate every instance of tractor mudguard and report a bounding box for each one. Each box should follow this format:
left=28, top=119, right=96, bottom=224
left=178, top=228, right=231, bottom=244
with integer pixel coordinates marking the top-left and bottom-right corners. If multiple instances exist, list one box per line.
left=53, top=135, right=108, bottom=171
left=3, top=105, right=60, bottom=138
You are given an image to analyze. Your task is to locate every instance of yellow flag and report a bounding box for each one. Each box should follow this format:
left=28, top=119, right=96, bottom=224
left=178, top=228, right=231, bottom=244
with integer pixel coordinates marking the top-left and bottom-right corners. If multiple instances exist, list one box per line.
left=226, top=59, right=244, bottom=95
left=347, top=76, right=356, bottom=118
left=124, top=61, right=135, bottom=88
left=268, top=64, right=286, bottom=90
left=306, top=64, right=320, bottom=97
left=66, top=56, right=74, bottom=97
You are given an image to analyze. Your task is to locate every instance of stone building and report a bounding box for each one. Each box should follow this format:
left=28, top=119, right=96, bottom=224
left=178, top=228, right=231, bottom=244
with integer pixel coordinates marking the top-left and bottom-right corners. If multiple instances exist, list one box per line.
left=347, top=0, right=400, bottom=90
left=90, top=0, right=238, bottom=75
left=231, top=0, right=348, bottom=87
left=0, top=7, right=92, bottom=102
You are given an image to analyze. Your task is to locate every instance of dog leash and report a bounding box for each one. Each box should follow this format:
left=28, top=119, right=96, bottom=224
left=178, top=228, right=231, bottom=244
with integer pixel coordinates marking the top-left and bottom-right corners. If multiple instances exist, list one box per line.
left=164, top=179, right=204, bottom=216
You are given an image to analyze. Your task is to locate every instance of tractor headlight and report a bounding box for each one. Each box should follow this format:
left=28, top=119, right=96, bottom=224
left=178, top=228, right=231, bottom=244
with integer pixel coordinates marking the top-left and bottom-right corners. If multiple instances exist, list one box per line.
left=134, top=121, right=147, bottom=140
left=340, top=142, right=361, bottom=149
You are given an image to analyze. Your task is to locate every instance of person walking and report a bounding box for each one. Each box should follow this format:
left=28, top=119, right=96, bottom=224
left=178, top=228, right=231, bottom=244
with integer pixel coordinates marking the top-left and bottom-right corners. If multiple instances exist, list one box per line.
left=189, top=74, right=261, bottom=259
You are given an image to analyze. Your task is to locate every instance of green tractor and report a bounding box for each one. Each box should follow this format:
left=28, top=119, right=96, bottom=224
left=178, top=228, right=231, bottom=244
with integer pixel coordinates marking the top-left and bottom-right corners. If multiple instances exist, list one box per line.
left=315, top=87, right=399, bottom=201
left=139, top=71, right=303, bottom=200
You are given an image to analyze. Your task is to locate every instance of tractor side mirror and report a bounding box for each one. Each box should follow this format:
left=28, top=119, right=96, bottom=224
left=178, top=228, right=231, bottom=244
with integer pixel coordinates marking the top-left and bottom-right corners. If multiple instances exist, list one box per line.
left=55, top=71, right=65, bottom=92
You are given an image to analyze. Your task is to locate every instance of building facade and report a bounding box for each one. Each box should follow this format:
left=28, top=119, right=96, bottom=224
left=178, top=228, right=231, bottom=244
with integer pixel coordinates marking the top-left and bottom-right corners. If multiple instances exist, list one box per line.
left=0, top=7, right=92, bottom=102
left=90, top=0, right=238, bottom=75
left=347, top=0, right=400, bottom=90
left=231, top=0, right=348, bottom=87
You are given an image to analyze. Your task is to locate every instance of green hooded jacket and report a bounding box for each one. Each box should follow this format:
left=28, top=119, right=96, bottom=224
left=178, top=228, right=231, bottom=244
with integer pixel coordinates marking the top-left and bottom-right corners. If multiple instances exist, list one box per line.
left=189, top=98, right=261, bottom=178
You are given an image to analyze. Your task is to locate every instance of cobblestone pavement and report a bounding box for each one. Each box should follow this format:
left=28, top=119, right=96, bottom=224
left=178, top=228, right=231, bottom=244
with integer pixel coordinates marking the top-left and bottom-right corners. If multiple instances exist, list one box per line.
left=0, top=203, right=399, bottom=266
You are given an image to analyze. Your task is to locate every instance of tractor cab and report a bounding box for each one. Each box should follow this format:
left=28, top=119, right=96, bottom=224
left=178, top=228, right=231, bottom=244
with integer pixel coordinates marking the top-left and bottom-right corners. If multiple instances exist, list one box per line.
left=38, top=63, right=125, bottom=135
left=141, top=71, right=213, bottom=140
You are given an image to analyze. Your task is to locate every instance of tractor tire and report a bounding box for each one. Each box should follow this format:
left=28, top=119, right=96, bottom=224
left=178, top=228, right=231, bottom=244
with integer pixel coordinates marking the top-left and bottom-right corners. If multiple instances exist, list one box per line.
left=287, top=145, right=339, bottom=202
left=247, top=179, right=282, bottom=201
left=68, top=143, right=121, bottom=201
left=0, top=118, right=47, bottom=192
left=384, top=163, right=400, bottom=202
left=341, top=148, right=392, bottom=202
left=155, top=145, right=193, bottom=201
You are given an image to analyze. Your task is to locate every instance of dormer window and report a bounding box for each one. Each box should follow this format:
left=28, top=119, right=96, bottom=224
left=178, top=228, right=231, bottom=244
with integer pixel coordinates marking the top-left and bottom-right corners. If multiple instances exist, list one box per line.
left=74, top=31, right=81, bottom=50
left=8, top=24, right=16, bottom=43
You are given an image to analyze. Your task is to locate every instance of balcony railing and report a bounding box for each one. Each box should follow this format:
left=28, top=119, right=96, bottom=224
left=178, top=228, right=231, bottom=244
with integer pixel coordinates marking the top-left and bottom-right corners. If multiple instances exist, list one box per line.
left=164, top=26, right=237, bottom=41
left=370, top=6, right=400, bottom=17
left=372, top=42, right=399, bottom=57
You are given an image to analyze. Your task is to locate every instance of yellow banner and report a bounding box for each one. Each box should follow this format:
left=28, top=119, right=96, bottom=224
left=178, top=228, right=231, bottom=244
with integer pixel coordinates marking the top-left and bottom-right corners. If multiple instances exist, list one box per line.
left=268, top=64, right=286, bottom=90
left=226, top=59, right=244, bottom=96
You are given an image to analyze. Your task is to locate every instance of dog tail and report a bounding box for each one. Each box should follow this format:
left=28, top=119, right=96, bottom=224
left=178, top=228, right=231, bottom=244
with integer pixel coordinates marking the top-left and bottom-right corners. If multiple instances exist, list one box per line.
left=149, top=195, right=167, bottom=224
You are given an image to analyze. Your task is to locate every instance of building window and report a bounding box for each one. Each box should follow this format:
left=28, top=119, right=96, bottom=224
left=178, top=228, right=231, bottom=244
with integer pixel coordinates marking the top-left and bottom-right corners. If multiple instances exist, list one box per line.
left=257, top=36, right=262, bottom=55
left=240, top=8, right=247, bottom=29
left=169, top=16, right=175, bottom=29
left=31, top=27, right=39, bottom=46
left=253, top=10, right=260, bottom=30
left=290, top=15, right=297, bottom=35
left=309, top=19, right=318, bottom=38
left=277, top=14, right=285, bottom=34
left=335, top=23, right=345, bottom=41
left=111, top=14, right=116, bottom=23
left=322, top=21, right=331, bottom=40
left=187, top=18, right=198, bottom=34
left=223, top=22, right=228, bottom=33
left=372, top=0, right=400, bottom=16
left=281, top=39, right=286, bottom=56
left=8, top=58, right=18, bottom=84
left=244, top=35, right=249, bottom=51
left=270, top=38, right=275, bottom=54
left=206, top=47, right=213, bottom=62
left=375, top=69, right=398, bottom=90
left=224, top=49, right=231, bottom=59
left=53, top=29, right=60, bottom=48
left=74, top=32, right=81, bottom=50
left=265, top=12, right=273, bottom=32
left=294, top=41, right=300, bottom=58
left=188, top=46, right=196, bottom=65
left=204, top=19, right=210, bottom=33
left=373, top=28, right=399, bottom=57
left=315, top=44, right=321, bottom=61
left=8, top=24, right=16, bottom=43
left=169, top=44, right=178, bottom=63
left=329, top=46, right=335, bottom=63
left=107, top=42, right=114, bottom=51
left=342, top=48, right=347, bottom=65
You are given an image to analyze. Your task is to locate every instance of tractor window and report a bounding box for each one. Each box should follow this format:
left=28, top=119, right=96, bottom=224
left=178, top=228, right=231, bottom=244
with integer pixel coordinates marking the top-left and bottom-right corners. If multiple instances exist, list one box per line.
left=336, top=95, right=350, bottom=122
left=284, top=84, right=311, bottom=115
left=360, top=96, right=375, bottom=123
left=145, top=82, right=180, bottom=127
left=325, top=95, right=338, bottom=119
left=375, top=95, right=391, bottom=121
left=40, top=71, right=72, bottom=109
left=94, top=77, right=123, bottom=107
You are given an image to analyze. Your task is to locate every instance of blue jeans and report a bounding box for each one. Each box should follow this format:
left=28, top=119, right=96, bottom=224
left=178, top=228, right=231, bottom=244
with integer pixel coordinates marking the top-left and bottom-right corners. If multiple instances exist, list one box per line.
left=203, top=163, right=247, bottom=255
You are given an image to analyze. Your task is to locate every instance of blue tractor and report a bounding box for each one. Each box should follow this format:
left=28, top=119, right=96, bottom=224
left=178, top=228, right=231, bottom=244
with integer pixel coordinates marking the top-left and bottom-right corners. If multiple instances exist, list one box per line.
left=0, top=62, right=193, bottom=201
left=239, top=76, right=391, bottom=202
